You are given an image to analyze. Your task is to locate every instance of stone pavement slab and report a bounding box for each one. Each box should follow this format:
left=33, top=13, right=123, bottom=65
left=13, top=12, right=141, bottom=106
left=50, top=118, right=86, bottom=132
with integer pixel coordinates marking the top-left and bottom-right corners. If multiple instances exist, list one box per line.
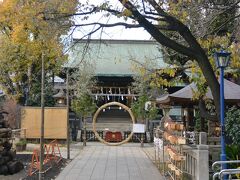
left=56, top=142, right=164, bottom=180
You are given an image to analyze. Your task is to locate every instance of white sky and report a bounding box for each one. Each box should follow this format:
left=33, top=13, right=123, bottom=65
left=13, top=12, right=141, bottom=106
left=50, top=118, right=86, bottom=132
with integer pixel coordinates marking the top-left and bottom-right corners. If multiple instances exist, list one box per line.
left=72, top=0, right=151, bottom=40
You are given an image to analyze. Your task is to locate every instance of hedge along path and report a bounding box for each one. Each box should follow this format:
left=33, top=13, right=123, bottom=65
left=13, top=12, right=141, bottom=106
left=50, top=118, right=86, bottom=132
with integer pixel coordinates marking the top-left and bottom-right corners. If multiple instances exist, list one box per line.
left=92, top=101, right=135, bottom=146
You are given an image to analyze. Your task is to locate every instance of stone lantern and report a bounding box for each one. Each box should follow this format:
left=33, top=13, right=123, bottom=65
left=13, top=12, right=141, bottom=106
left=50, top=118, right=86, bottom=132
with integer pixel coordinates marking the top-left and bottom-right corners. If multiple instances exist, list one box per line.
left=53, top=89, right=66, bottom=106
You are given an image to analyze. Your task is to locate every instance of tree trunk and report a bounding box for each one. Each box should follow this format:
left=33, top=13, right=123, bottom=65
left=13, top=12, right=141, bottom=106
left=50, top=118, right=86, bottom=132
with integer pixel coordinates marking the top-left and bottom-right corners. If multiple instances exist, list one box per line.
left=196, top=53, right=220, bottom=121
left=201, top=117, right=205, bottom=132
left=199, top=99, right=218, bottom=122
left=119, top=0, right=221, bottom=121
left=0, top=128, right=11, bottom=134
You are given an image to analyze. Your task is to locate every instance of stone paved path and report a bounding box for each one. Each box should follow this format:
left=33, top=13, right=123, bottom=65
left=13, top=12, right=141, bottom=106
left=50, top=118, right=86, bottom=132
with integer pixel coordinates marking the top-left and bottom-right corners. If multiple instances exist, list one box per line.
left=56, top=143, right=164, bottom=180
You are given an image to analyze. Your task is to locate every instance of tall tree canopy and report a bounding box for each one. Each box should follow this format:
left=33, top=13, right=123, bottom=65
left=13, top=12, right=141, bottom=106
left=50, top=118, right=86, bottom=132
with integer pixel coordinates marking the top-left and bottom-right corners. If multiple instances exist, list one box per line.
left=0, top=0, right=78, bottom=104
left=69, top=0, right=240, bottom=119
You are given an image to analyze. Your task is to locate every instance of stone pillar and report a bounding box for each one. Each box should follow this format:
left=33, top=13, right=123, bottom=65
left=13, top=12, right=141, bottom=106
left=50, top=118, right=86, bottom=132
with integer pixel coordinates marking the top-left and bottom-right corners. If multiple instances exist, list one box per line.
left=196, top=145, right=209, bottom=180
left=183, top=108, right=189, bottom=130
left=199, top=132, right=207, bottom=145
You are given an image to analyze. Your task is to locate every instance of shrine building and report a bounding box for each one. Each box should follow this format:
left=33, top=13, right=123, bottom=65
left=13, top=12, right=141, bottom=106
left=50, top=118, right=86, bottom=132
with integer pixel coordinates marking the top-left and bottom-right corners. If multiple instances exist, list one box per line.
left=56, top=39, right=167, bottom=141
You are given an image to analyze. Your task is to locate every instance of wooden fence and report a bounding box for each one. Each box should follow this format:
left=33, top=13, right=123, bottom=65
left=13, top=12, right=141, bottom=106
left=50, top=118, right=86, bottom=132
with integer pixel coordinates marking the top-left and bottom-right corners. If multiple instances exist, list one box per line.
left=82, top=130, right=147, bottom=142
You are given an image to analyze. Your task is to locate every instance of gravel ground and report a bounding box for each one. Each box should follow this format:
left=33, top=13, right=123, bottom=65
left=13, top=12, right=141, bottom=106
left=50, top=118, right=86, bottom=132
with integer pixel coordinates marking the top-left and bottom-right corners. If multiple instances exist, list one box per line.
left=0, top=142, right=83, bottom=179
left=0, top=153, right=70, bottom=180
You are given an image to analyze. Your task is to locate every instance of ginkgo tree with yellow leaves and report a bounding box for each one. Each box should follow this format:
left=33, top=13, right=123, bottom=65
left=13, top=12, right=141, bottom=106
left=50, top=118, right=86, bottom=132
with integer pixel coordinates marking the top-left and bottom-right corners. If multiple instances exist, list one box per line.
left=0, top=0, right=78, bottom=104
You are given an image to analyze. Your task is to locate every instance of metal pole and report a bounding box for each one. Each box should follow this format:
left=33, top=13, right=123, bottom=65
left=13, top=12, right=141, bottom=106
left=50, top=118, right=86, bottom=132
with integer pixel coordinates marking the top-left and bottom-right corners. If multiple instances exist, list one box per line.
left=220, top=67, right=227, bottom=177
left=66, top=68, right=70, bottom=159
left=162, top=137, right=165, bottom=174
left=39, top=53, right=45, bottom=180
left=83, top=117, right=86, bottom=146
left=140, top=133, right=144, bottom=147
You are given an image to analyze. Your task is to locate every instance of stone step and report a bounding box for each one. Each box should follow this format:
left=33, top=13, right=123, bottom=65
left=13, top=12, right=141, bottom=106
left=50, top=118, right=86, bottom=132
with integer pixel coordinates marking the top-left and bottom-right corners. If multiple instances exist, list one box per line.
left=86, top=122, right=133, bottom=131
left=96, top=118, right=131, bottom=123
left=98, top=109, right=131, bottom=118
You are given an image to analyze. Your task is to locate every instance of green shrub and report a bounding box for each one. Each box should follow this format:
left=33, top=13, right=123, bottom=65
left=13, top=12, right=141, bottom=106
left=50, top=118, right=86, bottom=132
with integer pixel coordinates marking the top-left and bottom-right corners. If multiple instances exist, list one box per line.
left=225, top=106, right=240, bottom=145
left=16, top=139, right=27, bottom=146
left=226, top=145, right=240, bottom=178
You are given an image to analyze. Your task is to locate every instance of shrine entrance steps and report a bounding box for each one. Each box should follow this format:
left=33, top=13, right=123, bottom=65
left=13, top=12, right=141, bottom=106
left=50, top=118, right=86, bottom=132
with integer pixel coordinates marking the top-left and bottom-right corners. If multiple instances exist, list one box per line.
left=86, top=122, right=133, bottom=132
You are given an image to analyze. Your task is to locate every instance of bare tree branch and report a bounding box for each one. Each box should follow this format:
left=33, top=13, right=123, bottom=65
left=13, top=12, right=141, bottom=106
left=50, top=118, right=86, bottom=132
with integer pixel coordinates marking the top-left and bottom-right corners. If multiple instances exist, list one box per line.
left=207, top=14, right=240, bottom=36
left=43, top=7, right=99, bottom=19
left=118, top=0, right=198, bottom=58
left=73, top=22, right=141, bottom=28
left=72, top=22, right=177, bottom=31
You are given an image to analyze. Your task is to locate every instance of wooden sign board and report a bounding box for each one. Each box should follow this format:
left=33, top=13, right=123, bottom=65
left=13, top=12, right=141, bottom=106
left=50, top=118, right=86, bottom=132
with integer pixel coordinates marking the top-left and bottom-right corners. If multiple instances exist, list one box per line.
left=21, top=107, right=67, bottom=139
left=133, top=124, right=145, bottom=133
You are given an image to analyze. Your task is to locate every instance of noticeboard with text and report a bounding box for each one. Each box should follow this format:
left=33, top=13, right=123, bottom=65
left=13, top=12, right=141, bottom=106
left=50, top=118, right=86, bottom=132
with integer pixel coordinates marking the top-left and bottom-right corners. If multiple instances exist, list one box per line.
left=133, top=124, right=145, bottom=133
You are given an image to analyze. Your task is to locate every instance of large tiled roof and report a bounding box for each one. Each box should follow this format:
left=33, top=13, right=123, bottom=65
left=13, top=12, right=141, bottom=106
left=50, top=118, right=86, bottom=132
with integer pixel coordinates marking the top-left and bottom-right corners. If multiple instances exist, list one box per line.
left=65, top=39, right=166, bottom=76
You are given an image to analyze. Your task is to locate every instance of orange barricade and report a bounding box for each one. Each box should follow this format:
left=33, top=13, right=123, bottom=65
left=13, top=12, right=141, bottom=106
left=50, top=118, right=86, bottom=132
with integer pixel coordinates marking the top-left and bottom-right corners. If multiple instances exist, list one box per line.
left=28, top=145, right=49, bottom=176
left=28, top=149, right=40, bottom=176
left=45, top=140, right=62, bottom=164
left=28, top=139, right=62, bottom=176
